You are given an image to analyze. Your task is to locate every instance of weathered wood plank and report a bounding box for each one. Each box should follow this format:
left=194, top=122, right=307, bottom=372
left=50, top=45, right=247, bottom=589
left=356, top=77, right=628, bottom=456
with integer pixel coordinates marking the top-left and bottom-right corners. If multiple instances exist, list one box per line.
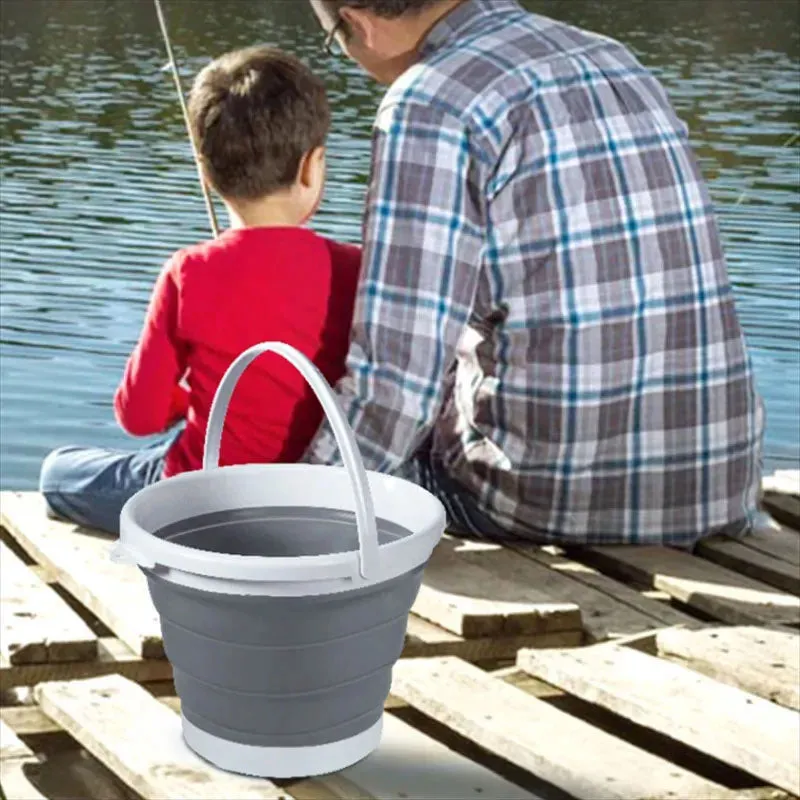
left=656, top=626, right=799, bottom=710
left=493, top=667, right=796, bottom=800
left=413, top=537, right=581, bottom=637
left=1, top=707, right=61, bottom=737
left=291, top=714, right=538, bottom=800
left=1, top=637, right=172, bottom=691
left=404, top=615, right=582, bottom=659
left=740, top=522, right=800, bottom=566
left=0, top=492, right=164, bottom=658
left=762, top=471, right=800, bottom=497
left=508, top=542, right=699, bottom=642
left=696, top=536, right=800, bottom=595
left=0, top=539, right=97, bottom=665
left=761, top=493, right=800, bottom=532
left=34, top=675, right=288, bottom=799
left=517, top=645, right=800, bottom=794
left=33, top=675, right=538, bottom=800
left=580, top=545, right=800, bottom=627
left=0, top=717, right=46, bottom=800
left=0, top=718, right=32, bottom=763
left=0, top=691, right=404, bottom=737
left=391, top=656, right=733, bottom=800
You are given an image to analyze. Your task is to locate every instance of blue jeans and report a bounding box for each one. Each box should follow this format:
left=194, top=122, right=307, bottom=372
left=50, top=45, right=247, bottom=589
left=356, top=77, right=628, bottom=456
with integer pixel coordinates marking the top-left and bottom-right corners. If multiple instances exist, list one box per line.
left=39, top=431, right=180, bottom=535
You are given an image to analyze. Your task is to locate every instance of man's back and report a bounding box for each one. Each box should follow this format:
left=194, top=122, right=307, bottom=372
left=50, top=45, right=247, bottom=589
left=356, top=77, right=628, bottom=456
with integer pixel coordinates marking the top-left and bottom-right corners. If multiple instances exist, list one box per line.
left=371, top=0, right=763, bottom=544
left=306, top=0, right=763, bottom=545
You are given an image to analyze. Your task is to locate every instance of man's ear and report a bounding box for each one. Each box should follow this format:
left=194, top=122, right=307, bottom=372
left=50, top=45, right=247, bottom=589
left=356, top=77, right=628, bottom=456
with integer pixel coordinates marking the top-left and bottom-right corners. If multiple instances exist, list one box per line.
left=339, top=6, right=377, bottom=48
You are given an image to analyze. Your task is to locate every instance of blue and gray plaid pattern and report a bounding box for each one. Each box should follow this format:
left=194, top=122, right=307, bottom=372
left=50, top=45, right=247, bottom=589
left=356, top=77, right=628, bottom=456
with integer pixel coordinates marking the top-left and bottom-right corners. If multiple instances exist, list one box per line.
left=306, top=0, right=764, bottom=545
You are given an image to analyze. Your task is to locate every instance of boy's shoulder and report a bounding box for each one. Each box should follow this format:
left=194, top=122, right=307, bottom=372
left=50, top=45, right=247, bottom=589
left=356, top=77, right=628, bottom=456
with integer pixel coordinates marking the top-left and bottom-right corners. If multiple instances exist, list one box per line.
left=163, top=228, right=361, bottom=281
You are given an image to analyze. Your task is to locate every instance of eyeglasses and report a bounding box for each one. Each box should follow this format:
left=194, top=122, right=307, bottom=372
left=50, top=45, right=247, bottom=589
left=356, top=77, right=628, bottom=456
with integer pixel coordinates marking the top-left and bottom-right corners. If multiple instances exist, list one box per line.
left=323, top=17, right=343, bottom=55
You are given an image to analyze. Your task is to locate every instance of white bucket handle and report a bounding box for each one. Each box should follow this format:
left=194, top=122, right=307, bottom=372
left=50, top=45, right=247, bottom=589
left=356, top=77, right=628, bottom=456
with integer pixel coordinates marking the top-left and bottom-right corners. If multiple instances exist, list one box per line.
left=203, top=342, right=380, bottom=581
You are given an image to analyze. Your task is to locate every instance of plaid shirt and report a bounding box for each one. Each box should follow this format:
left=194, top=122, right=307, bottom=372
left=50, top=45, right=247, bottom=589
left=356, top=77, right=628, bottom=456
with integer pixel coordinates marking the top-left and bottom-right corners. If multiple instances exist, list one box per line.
left=307, top=0, right=764, bottom=545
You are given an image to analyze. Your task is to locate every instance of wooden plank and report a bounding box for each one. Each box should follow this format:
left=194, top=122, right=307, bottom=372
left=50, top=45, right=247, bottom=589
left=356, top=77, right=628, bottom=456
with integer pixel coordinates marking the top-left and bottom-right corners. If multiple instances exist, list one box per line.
left=508, top=542, right=699, bottom=642
left=291, top=713, right=538, bottom=800
left=391, top=656, right=733, bottom=800
left=762, top=494, right=800, bottom=531
left=34, top=675, right=288, bottom=799
left=1, top=707, right=61, bottom=737
left=0, top=620, right=576, bottom=693
left=580, top=545, right=800, bottom=627
left=517, top=645, right=800, bottom=794
left=0, top=695, right=402, bottom=737
left=0, top=718, right=32, bottom=763
left=492, top=668, right=797, bottom=800
left=1, top=637, right=172, bottom=691
left=0, top=718, right=46, bottom=800
left=762, top=471, right=800, bottom=497
left=0, top=540, right=97, bottom=665
left=656, top=626, right=800, bottom=710
left=696, top=536, right=800, bottom=595
left=403, top=615, right=582, bottom=659
left=4, top=694, right=791, bottom=800
left=0, top=492, right=163, bottom=658
left=739, top=523, right=800, bottom=566
left=3, top=703, right=538, bottom=800
left=413, top=537, right=581, bottom=637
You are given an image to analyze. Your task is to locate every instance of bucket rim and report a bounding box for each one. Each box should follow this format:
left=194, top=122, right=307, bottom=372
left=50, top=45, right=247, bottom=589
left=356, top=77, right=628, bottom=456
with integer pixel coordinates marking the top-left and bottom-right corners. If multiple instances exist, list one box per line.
left=115, top=463, right=445, bottom=588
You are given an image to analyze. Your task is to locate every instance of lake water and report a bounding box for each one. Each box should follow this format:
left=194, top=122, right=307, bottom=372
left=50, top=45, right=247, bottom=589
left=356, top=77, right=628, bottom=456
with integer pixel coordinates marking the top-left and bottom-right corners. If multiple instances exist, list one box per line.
left=1, top=0, right=798, bottom=489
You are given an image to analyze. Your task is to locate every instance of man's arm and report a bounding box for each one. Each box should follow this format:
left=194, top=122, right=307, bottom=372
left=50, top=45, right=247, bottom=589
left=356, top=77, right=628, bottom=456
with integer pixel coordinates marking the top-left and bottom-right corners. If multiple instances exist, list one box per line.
left=114, top=257, right=188, bottom=436
left=306, top=99, right=485, bottom=471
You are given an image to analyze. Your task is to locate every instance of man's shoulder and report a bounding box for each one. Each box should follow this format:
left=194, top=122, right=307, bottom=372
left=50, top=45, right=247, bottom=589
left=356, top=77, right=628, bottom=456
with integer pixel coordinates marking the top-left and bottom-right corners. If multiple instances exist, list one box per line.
left=378, top=11, right=639, bottom=138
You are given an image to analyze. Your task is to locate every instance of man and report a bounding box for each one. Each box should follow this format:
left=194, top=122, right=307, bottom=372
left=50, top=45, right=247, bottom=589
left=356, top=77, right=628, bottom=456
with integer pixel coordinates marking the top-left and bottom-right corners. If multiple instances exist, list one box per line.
left=306, top=0, right=765, bottom=547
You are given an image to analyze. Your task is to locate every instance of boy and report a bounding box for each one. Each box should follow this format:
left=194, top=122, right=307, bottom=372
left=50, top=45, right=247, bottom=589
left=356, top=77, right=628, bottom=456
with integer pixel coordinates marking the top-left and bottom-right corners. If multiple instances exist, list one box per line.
left=39, top=46, right=361, bottom=534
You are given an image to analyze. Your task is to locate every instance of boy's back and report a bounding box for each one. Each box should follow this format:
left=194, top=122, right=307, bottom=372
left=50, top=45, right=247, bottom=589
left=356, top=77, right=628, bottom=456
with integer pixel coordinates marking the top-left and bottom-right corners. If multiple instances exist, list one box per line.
left=40, top=46, right=361, bottom=535
left=114, top=227, right=360, bottom=476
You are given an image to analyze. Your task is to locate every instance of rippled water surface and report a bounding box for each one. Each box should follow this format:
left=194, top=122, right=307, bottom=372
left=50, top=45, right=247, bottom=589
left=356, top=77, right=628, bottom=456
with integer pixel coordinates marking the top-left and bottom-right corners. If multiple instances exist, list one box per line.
left=1, top=0, right=798, bottom=488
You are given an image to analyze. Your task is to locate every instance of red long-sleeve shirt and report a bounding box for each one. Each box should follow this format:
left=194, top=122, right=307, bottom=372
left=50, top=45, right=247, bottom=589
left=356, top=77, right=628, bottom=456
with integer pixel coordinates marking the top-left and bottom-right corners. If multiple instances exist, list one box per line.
left=114, top=227, right=360, bottom=478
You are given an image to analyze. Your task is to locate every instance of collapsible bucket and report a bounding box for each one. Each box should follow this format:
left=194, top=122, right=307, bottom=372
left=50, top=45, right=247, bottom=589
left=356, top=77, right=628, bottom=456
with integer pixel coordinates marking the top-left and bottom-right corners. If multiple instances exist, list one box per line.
left=110, top=342, right=446, bottom=778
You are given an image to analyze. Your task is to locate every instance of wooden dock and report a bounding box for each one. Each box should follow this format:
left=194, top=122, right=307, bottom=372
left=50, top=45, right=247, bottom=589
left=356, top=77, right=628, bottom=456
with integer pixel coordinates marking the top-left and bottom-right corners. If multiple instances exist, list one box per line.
left=1, top=471, right=798, bottom=800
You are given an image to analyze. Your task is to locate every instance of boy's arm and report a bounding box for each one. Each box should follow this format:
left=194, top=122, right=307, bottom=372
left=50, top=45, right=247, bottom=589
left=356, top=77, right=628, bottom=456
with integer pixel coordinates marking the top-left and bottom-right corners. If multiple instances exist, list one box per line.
left=304, top=101, right=484, bottom=472
left=114, top=256, right=188, bottom=436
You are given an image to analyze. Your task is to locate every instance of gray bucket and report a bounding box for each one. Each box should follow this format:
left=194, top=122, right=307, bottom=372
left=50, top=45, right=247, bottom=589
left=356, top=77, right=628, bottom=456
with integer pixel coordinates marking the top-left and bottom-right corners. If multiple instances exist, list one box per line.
left=111, top=342, right=446, bottom=779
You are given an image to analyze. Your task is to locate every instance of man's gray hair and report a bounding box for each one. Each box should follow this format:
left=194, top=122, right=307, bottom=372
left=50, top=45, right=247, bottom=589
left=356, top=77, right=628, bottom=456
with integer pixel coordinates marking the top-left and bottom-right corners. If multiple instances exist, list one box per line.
left=322, top=0, right=440, bottom=18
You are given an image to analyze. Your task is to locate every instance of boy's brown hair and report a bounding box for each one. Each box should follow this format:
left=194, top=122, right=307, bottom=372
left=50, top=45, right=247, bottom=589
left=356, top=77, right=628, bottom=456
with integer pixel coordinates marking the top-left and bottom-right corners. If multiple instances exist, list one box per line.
left=188, top=46, right=330, bottom=200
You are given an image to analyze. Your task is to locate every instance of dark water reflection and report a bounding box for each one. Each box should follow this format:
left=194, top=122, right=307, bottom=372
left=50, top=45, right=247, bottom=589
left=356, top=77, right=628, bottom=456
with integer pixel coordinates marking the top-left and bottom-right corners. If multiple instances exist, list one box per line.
left=1, top=0, right=798, bottom=487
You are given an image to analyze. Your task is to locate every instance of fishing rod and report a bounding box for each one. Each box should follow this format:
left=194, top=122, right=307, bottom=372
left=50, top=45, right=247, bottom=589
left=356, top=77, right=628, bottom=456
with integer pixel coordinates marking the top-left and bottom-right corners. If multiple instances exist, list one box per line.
left=153, top=0, right=220, bottom=237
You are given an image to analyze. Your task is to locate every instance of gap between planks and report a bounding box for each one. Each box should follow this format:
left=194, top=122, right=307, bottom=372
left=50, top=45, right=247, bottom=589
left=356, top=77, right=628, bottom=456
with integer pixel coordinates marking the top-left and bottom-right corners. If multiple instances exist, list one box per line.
left=390, top=655, right=767, bottom=800
left=517, top=644, right=800, bottom=795
left=576, top=544, right=800, bottom=627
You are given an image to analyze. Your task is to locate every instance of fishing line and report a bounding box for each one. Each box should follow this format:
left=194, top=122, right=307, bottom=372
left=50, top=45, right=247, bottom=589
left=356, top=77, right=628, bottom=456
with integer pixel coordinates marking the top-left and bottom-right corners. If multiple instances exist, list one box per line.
left=154, top=0, right=220, bottom=237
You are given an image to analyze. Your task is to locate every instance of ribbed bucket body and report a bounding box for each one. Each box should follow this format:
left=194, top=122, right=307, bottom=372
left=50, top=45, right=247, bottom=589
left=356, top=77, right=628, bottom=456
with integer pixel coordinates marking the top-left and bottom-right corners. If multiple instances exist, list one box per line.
left=144, top=507, right=424, bottom=753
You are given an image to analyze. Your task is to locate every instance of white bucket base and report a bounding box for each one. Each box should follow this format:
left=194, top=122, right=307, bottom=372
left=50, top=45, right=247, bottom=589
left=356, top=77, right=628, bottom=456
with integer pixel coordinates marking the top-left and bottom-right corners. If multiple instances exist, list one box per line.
left=182, top=714, right=383, bottom=779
